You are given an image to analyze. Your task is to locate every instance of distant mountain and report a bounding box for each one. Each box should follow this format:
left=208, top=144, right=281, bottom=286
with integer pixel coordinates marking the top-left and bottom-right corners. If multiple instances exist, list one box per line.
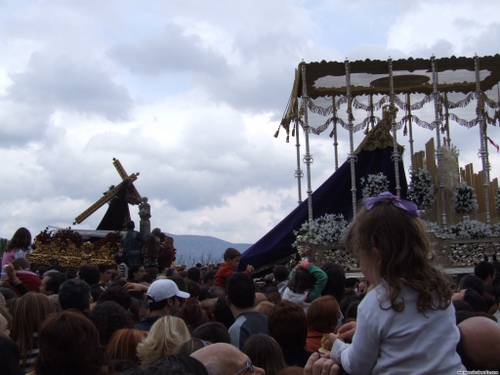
left=166, top=233, right=253, bottom=266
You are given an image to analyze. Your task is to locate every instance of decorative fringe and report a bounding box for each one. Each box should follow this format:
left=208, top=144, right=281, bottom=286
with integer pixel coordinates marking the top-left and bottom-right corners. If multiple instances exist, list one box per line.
left=274, top=127, right=280, bottom=138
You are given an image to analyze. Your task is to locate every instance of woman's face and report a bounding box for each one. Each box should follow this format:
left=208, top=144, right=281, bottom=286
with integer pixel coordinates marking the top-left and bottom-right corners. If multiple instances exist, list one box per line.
left=134, top=267, right=146, bottom=281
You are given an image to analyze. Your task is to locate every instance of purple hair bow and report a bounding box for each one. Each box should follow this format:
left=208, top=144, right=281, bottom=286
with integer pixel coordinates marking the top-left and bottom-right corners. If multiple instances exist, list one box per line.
left=363, top=191, right=419, bottom=217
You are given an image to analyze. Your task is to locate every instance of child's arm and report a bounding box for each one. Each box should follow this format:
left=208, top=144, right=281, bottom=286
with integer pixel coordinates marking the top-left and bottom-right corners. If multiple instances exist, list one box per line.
left=304, top=263, right=327, bottom=302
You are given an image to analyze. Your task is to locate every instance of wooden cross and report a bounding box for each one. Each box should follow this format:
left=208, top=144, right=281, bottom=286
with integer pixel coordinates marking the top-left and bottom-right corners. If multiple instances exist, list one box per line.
left=73, top=158, right=141, bottom=225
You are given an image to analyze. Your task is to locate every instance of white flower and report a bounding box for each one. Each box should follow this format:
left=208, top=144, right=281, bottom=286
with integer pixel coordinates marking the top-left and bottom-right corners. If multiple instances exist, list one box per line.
left=293, top=213, right=348, bottom=247
left=450, top=219, right=492, bottom=239
left=361, top=173, right=390, bottom=199
left=453, top=182, right=478, bottom=215
left=407, top=168, right=435, bottom=208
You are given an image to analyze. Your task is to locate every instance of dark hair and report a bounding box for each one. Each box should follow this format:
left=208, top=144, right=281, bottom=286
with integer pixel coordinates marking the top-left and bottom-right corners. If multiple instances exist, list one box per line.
left=453, top=300, right=473, bottom=312
left=459, top=275, right=484, bottom=296
left=78, top=265, right=100, bottom=286
left=90, top=284, right=105, bottom=302
left=186, top=279, right=201, bottom=298
left=187, top=267, right=201, bottom=283
left=202, top=270, right=216, bottom=285
left=287, top=268, right=315, bottom=294
left=273, top=265, right=289, bottom=282
left=227, top=273, right=255, bottom=309
left=7, top=227, right=31, bottom=250
left=268, top=300, right=308, bottom=353
left=474, top=261, right=496, bottom=282
left=35, top=311, right=109, bottom=375
left=59, top=279, right=91, bottom=311
left=98, top=264, right=114, bottom=273
left=169, top=274, right=188, bottom=293
left=223, top=248, right=241, bottom=261
left=89, top=301, right=134, bottom=346
left=12, top=258, right=30, bottom=270
left=143, top=236, right=159, bottom=258
left=98, top=286, right=133, bottom=310
left=191, top=322, right=231, bottom=344
left=127, top=221, right=135, bottom=230
left=456, top=310, right=475, bottom=325
left=320, top=261, right=346, bottom=303
left=128, top=264, right=144, bottom=280
left=145, top=354, right=208, bottom=375
left=213, top=297, right=235, bottom=329
left=345, top=277, right=360, bottom=289
left=345, top=300, right=360, bottom=321
left=307, top=295, right=340, bottom=333
left=207, top=286, right=226, bottom=299
left=464, top=288, right=488, bottom=313
left=44, top=272, right=68, bottom=294
left=242, top=334, right=287, bottom=375
left=176, top=303, right=207, bottom=332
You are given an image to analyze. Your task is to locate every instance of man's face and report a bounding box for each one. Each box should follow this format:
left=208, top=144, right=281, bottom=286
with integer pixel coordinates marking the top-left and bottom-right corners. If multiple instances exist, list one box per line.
left=227, top=256, right=241, bottom=269
left=40, top=275, right=52, bottom=295
left=102, top=269, right=116, bottom=283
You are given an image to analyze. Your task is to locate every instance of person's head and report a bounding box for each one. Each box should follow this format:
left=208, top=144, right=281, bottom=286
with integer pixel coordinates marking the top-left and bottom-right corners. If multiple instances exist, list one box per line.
left=345, top=194, right=453, bottom=313
left=227, top=273, right=255, bottom=309
left=12, top=257, right=30, bottom=270
left=187, top=267, right=201, bottom=284
left=35, top=310, right=109, bottom=375
left=273, top=265, right=289, bottom=283
left=357, top=280, right=368, bottom=295
left=146, top=279, right=190, bottom=315
left=287, top=267, right=315, bottom=294
left=89, top=301, right=135, bottom=346
left=98, top=286, right=133, bottom=310
left=459, top=274, right=484, bottom=295
left=144, top=235, right=159, bottom=258
left=463, top=288, right=488, bottom=313
left=145, top=354, right=209, bottom=375
left=242, top=334, right=287, bottom=375
left=207, top=286, right=226, bottom=299
left=8, top=227, right=31, bottom=250
left=176, top=303, right=207, bottom=332
left=254, top=301, right=275, bottom=316
left=191, top=342, right=265, bottom=375
left=458, top=316, right=500, bottom=370
left=40, top=271, right=68, bottom=295
left=98, top=264, right=117, bottom=284
left=223, top=248, right=241, bottom=269
left=307, top=295, right=340, bottom=333
left=137, top=316, right=191, bottom=366
left=474, top=261, right=496, bottom=285
left=202, top=270, right=216, bottom=287
left=10, top=293, right=56, bottom=367
left=105, top=328, right=148, bottom=362
left=58, top=278, right=92, bottom=312
left=77, top=265, right=100, bottom=286
left=127, top=221, right=135, bottom=230
left=191, top=322, right=231, bottom=344
left=128, top=264, right=146, bottom=282
left=174, top=338, right=210, bottom=356
left=268, top=300, right=308, bottom=354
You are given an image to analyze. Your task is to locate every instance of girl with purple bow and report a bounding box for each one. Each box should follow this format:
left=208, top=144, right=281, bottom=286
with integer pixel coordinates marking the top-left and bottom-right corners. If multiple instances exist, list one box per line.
left=328, top=192, right=465, bottom=374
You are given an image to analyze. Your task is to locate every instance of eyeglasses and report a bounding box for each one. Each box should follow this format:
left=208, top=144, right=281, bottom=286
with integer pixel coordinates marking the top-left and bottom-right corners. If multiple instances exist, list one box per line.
left=234, top=360, right=254, bottom=375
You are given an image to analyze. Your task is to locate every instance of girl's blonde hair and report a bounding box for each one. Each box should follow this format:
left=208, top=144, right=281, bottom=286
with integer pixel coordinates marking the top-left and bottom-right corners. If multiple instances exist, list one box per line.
left=137, top=315, right=190, bottom=366
left=345, top=199, right=453, bottom=313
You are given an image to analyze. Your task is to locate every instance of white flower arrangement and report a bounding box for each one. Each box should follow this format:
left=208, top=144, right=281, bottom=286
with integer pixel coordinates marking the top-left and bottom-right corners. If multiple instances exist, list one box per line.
left=453, top=182, right=478, bottom=216
left=360, top=173, right=390, bottom=199
left=293, top=213, right=348, bottom=250
left=449, top=219, right=492, bottom=239
left=495, top=187, right=500, bottom=214
left=407, top=168, right=435, bottom=209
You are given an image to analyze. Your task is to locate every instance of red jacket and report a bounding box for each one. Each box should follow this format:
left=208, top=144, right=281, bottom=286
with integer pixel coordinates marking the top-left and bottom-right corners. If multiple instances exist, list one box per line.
left=213, top=262, right=251, bottom=288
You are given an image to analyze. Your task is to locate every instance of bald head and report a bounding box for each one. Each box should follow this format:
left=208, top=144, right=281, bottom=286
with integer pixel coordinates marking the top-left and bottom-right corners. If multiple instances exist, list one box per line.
left=191, top=343, right=264, bottom=375
left=458, top=316, right=500, bottom=370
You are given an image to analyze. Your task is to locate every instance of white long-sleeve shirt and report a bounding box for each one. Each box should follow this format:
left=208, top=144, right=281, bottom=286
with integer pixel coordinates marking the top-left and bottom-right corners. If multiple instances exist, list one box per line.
left=330, top=282, right=465, bottom=375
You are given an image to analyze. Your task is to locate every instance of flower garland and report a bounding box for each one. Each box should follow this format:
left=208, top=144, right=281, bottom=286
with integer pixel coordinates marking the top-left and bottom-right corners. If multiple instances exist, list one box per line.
left=453, top=182, right=478, bottom=216
left=450, top=219, right=492, bottom=239
left=293, top=213, right=348, bottom=250
left=407, top=168, right=435, bottom=208
left=360, top=172, right=390, bottom=199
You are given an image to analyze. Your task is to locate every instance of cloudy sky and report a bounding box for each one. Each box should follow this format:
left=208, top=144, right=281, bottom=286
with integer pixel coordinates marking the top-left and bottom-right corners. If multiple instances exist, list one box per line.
left=1, top=0, right=500, bottom=244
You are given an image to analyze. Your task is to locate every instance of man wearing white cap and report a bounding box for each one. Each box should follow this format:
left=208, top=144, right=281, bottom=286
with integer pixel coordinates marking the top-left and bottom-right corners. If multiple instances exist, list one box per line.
left=136, top=279, right=190, bottom=331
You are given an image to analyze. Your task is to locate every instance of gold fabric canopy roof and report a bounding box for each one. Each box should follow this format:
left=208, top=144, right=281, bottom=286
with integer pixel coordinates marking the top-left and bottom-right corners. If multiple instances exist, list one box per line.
left=279, top=55, right=500, bottom=139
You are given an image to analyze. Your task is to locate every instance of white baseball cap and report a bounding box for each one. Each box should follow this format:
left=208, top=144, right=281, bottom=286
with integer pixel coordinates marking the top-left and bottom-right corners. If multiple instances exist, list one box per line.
left=146, top=279, right=190, bottom=303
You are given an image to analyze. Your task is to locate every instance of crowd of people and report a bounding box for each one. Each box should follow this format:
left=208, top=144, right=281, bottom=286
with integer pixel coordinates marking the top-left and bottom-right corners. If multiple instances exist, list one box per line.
left=1, top=192, right=500, bottom=374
